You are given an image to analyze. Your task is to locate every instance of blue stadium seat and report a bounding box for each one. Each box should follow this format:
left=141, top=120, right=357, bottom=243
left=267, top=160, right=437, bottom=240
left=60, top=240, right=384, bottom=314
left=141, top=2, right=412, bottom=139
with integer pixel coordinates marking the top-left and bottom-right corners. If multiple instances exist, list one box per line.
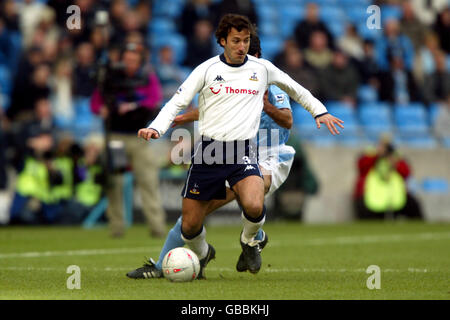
left=327, top=21, right=346, bottom=38
left=292, top=103, right=320, bottom=137
left=396, top=134, right=438, bottom=149
left=429, top=103, right=442, bottom=126
left=152, top=0, right=184, bottom=18
left=359, top=102, right=392, bottom=122
left=357, top=21, right=383, bottom=40
left=259, top=20, right=279, bottom=37
left=358, top=85, right=378, bottom=103
left=359, top=102, right=393, bottom=139
left=347, top=6, right=370, bottom=24
left=256, top=4, right=279, bottom=23
left=259, top=36, right=283, bottom=60
left=394, top=103, right=429, bottom=136
left=279, top=5, right=304, bottom=38
left=148, top=18, right=176, bottom=34
left=150, top=33, right=187, bottom=65
left=422, top=178, right=449, bottom=194
left=320, top=6, right=346, bottom=24
left=380, top=4, right=403, bottom=23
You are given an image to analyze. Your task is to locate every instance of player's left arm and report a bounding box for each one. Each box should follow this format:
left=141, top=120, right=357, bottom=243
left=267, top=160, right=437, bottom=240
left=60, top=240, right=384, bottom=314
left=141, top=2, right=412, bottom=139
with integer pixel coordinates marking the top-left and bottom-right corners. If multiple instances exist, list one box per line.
left=263, top=90, right=292, bottom=129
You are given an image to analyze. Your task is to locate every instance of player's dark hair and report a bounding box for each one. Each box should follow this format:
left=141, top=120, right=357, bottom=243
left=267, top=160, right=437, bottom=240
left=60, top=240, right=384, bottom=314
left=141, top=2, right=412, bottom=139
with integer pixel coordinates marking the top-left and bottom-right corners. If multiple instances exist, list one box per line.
left=215, top=14, right=256, bottom=47
left=248, top=32, right=261, bottom=57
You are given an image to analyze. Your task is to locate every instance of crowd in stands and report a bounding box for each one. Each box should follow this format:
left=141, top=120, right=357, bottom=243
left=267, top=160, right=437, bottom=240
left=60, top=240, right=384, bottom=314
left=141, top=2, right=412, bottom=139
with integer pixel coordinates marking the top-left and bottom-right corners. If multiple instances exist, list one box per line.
left=0, top=0, right=449, bottom=225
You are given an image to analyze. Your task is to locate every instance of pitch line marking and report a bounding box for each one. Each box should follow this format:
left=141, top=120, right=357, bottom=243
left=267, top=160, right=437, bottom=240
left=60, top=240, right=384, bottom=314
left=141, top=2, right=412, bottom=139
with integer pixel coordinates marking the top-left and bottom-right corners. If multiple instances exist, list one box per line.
left=0, top=232, right=449, bottom=259
left=0, top=266, right=436, bottom=273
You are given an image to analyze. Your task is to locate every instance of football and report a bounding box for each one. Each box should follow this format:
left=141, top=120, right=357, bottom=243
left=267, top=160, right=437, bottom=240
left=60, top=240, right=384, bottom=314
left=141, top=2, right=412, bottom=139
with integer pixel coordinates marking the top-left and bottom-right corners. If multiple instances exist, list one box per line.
left=162, top=247, right=200, bottom=282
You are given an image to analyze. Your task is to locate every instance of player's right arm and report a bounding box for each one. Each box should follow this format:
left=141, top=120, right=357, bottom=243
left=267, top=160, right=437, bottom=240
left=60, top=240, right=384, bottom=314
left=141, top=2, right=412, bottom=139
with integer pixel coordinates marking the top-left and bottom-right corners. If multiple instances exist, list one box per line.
left=138, top=62, right=209, bottom=140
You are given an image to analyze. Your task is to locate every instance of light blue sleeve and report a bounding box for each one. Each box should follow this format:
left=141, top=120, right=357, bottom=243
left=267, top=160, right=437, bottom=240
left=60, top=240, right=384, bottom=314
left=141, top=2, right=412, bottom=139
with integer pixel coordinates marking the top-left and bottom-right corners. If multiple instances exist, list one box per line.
left=268, top=85, right=291, bottom=111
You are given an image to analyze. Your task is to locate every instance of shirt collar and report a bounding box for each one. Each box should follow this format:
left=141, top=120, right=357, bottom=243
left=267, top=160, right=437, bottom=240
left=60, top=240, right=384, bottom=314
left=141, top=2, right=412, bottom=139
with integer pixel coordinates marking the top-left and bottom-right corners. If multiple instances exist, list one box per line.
left=220, top=53, right=248, bottom=67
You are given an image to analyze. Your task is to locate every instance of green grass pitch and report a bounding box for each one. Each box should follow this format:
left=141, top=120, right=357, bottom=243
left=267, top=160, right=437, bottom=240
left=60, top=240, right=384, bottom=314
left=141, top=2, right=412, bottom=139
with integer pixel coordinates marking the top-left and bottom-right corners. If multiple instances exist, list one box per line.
left=0, top=221, right=449, bottom=300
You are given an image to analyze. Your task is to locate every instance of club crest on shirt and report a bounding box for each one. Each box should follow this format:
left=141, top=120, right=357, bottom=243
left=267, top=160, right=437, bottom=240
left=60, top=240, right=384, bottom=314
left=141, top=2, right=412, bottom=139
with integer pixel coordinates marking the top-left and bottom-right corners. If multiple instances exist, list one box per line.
left=249, top=72, right=258, bottom=81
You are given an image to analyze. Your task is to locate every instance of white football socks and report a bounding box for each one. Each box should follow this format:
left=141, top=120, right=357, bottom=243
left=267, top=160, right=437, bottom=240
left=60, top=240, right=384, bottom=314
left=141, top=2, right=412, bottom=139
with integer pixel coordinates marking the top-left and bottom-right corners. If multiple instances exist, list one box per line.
left=181, top=226, right=209, bottom=260
left=241, top=208, right=266, bottom=246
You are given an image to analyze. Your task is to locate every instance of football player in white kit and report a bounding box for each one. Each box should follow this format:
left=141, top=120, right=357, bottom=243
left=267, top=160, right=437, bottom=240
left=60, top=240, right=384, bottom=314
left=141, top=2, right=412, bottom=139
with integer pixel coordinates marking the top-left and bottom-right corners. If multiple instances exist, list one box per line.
left=136, top=14, right=343, bottom=279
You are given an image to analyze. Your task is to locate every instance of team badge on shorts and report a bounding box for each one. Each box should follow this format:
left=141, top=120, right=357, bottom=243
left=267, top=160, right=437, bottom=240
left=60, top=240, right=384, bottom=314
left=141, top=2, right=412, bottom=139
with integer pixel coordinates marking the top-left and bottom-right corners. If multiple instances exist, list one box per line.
left=189, top=183, right=200, bottom=195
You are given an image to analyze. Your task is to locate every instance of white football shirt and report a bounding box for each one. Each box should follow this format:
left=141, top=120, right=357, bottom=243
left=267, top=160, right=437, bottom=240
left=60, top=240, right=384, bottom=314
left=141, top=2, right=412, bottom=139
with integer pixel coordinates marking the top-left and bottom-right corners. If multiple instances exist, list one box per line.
left=148, top=54, right=328, bottom=141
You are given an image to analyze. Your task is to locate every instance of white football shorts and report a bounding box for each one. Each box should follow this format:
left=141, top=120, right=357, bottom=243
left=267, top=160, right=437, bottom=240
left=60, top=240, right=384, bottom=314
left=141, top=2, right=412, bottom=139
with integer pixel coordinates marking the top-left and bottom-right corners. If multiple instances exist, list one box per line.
left=225, top=144, right=295, bottom=196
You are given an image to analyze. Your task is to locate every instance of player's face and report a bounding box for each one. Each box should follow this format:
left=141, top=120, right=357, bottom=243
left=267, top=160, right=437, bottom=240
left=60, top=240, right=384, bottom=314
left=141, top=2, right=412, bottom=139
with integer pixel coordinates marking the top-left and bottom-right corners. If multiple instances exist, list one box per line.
left=221, top=27, right=250, bottom=64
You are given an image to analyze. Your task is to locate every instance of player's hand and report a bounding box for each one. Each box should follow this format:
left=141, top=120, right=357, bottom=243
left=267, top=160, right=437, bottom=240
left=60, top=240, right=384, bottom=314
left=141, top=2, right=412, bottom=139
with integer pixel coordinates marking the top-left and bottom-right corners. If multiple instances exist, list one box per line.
left=315, top=113, right=344, bottom=135
left=171, top=114, right=190, bottom=127
left=138, top=128, right=160, bottom=141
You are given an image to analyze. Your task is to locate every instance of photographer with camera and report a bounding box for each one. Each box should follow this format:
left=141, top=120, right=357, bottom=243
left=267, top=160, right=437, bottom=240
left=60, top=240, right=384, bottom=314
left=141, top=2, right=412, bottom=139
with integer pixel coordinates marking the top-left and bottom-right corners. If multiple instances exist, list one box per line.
left=353, top=136, right=423, bottom=220
left=90, top=43, right=166, bottom=238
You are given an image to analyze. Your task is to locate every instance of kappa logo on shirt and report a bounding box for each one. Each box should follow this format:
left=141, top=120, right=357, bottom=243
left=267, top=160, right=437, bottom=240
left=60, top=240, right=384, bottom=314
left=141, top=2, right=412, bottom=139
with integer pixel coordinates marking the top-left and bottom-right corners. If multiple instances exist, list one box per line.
left=214, top=75, right=225, bottom=82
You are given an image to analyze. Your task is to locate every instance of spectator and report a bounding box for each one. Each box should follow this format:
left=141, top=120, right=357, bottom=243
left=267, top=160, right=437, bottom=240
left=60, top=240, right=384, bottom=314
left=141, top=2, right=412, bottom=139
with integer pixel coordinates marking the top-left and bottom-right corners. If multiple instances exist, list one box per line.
left=378, top=54, right=422, bottom=104
left=337, top=24, right=364, bottom=61
left=179, top=0, right=215, bottom=39
left=353, top=137, right=423, bottom=220
left=0, top=0, right=20, bottom=32
left=277, top=43, right=320, bottom=98
left=7, top=63, right=51, bottom=122
left=400, top=0, right=429, bottom=51
left=58, top=134, right=106, bottom=224
left=183, top=19, right=214, bottom=68
left=415, top=31, right=441, bottom=84
left=89, top=25, right=110, bottom=61
left=50, top=58, right=74, bottom=129
left=0, top=17, right=14, bottom=65
left=73, top=42, right=96, bottom=98
left=433, top=7, right=450, bottom=54
left=319, top=50, right=360, bottom=106
left=47, top=0, right=72, bottom=29
left=375, top=19, right=415, bottom=71
left=356, top=40, right=380, bottom=85
left=8, top=98, right=64, bottom=224
left=212, top=0, right=258, bottom=28
left=293, top=2, right=334, bottom=49
left=303, top=30, right=333, bottom=71
left=272, top=39, right=297, bottom=69
left=90, top=44, right=166, bottom=238
left=110, top=9, right=146, bottom=47
left=422, top=50, right=450, bottom=105
left=157, top=46, right=187, bottom=103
